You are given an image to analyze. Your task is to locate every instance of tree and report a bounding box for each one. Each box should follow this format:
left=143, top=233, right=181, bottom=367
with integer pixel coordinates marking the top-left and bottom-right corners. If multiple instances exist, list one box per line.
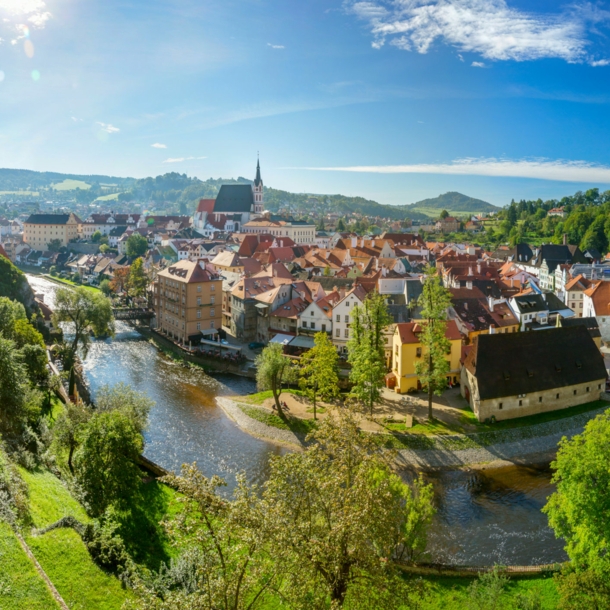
left=299, top=332, right=339, bottom=419
left=262, top=410, right=434, bottom=608
left=99, top=243, right=110, bottom=254
left=110, top=267, right=131, bottom=297
left=53, top=401, right=92, bottom=474
left=126, top=233, right=148, bottom=258
left=52, top=287, right=115, bottom=396
left=336, top=218, right=346, bottom=231
left=47, top=238, right=62, bottom=252
left=466, top=567, right=509, bottom=610
left=554, top=568, right=610, bottom=610
left=255, top=343, right=295, bottom=419
left=415, top=267, right=452, bottom=421
left=12, top=318, right=45, bottom=350
left=99, top=279, right=112, bottom=296
left=128, top=258, right=148, bottom=297
left=347, top=292, right=392, bottom=417
left=95, top=383, right=153, bottom=435
left=439, top=209, right=449, bottom=219
left=91, top=230, right=102, bottom=243
left=74, top=410, right=143, bottom=517
left=0, top=297, right=26, bottom=338
left=543, top=412, right=610, bottom=577
left=0, top=335, right=28, bottom=439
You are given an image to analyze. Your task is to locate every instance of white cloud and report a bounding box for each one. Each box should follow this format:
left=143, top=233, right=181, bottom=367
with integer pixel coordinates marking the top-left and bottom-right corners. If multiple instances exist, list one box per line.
left=71, top=116, right=83, bottom=122
left=590, top=59, right=610, bottom=67
left=0, top=0, right=51, bottom=35
left=293, top=157, right=610, bottom=183
left=267, top=43, right=285, bottom=49
left=163, top=156, right=207, bottom=163
left=347, top=0, right=610, bottom=65
left=471, top=61, right=485, bottom=67
left=151, top=143, right=167, bottom=148
left=96, top=122, right=120, bottom=133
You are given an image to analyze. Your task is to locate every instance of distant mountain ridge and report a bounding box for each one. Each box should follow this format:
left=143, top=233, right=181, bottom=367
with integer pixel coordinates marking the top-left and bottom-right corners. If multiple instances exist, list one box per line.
left=0, top=168, right=499, bottom=220
left=401, top=191, right=500, bottom=214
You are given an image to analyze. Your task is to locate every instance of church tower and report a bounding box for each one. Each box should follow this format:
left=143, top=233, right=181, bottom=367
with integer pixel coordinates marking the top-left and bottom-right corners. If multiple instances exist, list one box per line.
left=252, top=156, right=264, bottom=216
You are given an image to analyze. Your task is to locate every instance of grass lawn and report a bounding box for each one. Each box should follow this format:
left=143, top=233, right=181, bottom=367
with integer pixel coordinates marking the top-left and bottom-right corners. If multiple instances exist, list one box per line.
left=19, top=468, right=132, bottom=609
left=239, top=403, right=318, bottom=435
left=418, top=573, right=559, bottom=609
left=241, top=389, right=305, bottom=405
left=0, top=522, right=58, bottom=609
left=45, top=275, right=99, bottom=293
left=51, top=179, right=91, bottom=191
left=95, top=193, right=119, bottom=201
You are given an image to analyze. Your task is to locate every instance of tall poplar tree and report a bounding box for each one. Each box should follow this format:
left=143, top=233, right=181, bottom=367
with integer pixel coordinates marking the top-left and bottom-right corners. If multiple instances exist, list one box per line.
left=299, top=332, right=340, bottom=419
left=414, top=267, right=452, bottom=421
left=347, top=292, right=392, bottom=417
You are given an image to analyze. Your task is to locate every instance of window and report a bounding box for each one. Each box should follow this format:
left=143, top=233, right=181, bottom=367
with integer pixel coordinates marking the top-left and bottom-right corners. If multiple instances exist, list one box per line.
left=586, top=387, right=590, bottom=392
left=210, top=309, right=215, bottom=316
left=197, top=285, right=201, bottom=292
left=556, top=393, right=560, bottom=399
left=336, top=329, right=340, bottom=337
left=302, top=321, right=307, bottom=328
left=519, top=400, right=522, bottom=406
left=322, top=324, right=326, bottom=332
left=311, top=322, right=316, bottom=329
left=311, top=311, right=314, bottom=316
left=499, top=403, right=503, bottom=409
left=197, top=298, right=201, bottom=305
left=336, top=315, right=340, bottom=322
left=211, top=284, right=215, bottom=291
left=210, top=296, right=215, bottom=304
left=210, top=321, right=215, bottom=329
left=345, top=315, right=349, bottom=323
left=197, top=310, right=201, bottom=318
left=196, top=322, right=201, bottom=330
left=539, top=396, right=543, bottom=403
left=573, top=389, right=577, bottom=396
left=344, top=329, right=349, bottom=338
left=599, top=384, right=602, bottom=390
left=416, top=347, right=422, bottom=358
left=345, top=301, right=349, bottom=307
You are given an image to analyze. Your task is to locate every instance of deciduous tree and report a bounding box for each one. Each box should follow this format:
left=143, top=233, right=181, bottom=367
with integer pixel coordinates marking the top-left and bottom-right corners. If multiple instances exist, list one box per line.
left=255, top=343, right=295, bottom=419
left=0, top=335, right=27, bottom=439
left=348, top=292, right=392, bottom=417
left=415, top=267, right=452, bottom=421
left=53, top=401, right=92, bottom=474
left=52, top=287, right=115, bottom=396
left=126, top=233, right=148, bottom=258
left=299, top=332, right=339, bottom=419
left=128, top=257, right=148, bottom=298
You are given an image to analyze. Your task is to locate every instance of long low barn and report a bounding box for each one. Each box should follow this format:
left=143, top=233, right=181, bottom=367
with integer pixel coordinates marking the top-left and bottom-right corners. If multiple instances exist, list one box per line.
left=461, top=326, right=607, bottom=422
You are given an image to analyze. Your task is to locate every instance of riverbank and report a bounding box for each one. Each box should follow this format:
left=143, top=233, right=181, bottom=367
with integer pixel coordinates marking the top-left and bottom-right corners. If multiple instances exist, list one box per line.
left=218, top=396, right=610, bottom=470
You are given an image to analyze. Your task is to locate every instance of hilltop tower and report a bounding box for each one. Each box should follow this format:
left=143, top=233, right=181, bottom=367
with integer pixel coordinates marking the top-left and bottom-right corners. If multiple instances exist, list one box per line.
left=253, top=156, right=264, bottom=215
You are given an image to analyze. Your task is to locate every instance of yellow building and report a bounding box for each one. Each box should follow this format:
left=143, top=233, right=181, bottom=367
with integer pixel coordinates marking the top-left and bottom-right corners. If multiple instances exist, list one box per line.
left=23, top=213, right=80, bottom=250
left=390, top=320, right=463, bottom=393
left=154, top=259, right=223, bottom=346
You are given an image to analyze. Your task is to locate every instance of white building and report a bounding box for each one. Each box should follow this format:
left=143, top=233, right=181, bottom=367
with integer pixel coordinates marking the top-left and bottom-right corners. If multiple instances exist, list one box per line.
left=331, top=285, right=369, bottom=353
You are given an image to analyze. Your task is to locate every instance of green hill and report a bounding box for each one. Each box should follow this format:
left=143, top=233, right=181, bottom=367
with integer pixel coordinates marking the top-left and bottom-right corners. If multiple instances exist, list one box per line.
left=402, top=191, right=500, bottom=217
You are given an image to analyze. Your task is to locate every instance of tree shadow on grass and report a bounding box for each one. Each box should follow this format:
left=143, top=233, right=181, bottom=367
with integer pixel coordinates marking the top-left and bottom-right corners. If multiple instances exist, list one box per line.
left=116, top=480, right=176, bottom=572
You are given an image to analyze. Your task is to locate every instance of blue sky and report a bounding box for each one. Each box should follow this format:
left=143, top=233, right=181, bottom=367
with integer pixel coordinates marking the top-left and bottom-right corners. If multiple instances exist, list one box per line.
left=1, top=0, right=610, bottom=206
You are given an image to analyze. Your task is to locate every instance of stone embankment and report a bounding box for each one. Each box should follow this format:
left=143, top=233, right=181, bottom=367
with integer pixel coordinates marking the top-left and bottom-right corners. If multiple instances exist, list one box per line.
left=218, top=397, right=610, bottom=469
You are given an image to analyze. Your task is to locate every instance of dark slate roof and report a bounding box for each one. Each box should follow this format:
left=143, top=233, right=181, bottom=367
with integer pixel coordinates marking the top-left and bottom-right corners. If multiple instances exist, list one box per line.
left=512, top=294, right=547, bottom=314
left=25, top=213, right=71, bottom=225
left=491, top=243, right=533, bottom=262
left=404, top=278, right=423, bottom=304
left=561, top=316, right=601, bottom=339
left=214, top=185, right=254, bottom=213
left=465, top=326, right=607, bottom=400
left=544, top=292, right=572, bottom=313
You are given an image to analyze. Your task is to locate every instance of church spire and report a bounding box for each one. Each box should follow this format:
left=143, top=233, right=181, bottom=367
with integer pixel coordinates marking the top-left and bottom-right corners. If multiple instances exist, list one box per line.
left=254, top=155, right=262, bottom=187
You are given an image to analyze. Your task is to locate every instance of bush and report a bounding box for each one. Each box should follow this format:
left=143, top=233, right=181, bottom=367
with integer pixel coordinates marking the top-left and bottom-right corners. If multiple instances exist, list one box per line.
left=0, top=446, right=29, bottom=525
left=49, top=266, right=57, bottom=276
left=71, top=273, right=81, bottom=284
left=83, top=514, right=131, bottom=574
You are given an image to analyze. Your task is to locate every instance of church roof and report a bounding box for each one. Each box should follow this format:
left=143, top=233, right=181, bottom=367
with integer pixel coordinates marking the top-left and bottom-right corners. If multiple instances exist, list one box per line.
left=214, top=184, right=254, bottom=213
left=254, top=159, right=262, bottom=187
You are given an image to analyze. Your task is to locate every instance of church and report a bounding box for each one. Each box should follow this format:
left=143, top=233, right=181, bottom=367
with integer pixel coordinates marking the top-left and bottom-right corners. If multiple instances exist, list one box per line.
left=193, top=159, right=264, bottom=236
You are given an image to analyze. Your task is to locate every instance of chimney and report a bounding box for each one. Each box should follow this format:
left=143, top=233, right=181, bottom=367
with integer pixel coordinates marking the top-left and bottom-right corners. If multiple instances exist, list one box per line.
left=468, top=266, right=473, bottom=276
left=466, top=280, right=473, bottom=290
left=361, top=237, right=365, bottom=248
left=477, top=262, right=481, bottom=275
left=351, top=237, right=357, bottom=247
left=489, top=325, right=495, bottom=334
left=339, top=286, right=346, bottom=298
left=488, top=295, right=494, bottom=312
left=563, top=233, right=567, bottom=246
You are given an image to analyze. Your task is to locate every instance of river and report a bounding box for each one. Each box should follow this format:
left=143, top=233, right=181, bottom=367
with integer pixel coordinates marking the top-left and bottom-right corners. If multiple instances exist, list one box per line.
left=27, top=274, right=567, bottom=566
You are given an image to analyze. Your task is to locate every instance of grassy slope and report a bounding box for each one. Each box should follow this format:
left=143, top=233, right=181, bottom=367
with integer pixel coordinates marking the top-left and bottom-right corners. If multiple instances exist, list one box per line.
left=0, top=522, right=58, bottom=609
left=19, top=468, right=132, bottom=610
left=51, top=179, right=91, bottom=191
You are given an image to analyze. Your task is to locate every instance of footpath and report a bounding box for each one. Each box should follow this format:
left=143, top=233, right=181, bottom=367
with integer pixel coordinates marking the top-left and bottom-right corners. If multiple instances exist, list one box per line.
left=218, top=397, right=610, bottom=469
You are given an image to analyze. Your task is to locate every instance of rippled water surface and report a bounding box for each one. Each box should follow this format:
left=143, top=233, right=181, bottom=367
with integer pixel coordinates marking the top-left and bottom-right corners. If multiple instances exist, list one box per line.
left=27, top=273, right=567, bottom=565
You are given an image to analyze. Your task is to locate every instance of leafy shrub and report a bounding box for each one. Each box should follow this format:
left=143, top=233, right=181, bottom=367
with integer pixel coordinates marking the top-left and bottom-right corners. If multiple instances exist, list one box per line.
left=0, top=445, right=29, bottom=525
left=83, top=514, right=131, bottom=574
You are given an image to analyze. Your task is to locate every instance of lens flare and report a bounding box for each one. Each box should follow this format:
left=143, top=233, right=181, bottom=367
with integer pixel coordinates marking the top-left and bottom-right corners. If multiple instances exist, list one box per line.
left=24, top=39, right=34, bottom=58
left=31, top=69, right=40, bottom=81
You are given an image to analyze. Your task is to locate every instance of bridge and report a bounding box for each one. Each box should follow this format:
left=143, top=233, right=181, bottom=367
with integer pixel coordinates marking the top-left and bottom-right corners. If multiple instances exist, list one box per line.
left=112, top=308, right=155, bottom=321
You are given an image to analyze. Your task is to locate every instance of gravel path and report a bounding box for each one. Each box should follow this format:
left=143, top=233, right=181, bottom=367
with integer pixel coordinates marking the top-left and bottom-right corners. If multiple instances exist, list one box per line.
left=216, top=397, right=306, bottom=448
left=219, top=397, right=609, bottom=469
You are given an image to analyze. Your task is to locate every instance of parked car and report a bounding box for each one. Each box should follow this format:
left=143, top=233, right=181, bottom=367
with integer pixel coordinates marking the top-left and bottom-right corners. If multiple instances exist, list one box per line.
left=248, top=342, right=265, bottom=350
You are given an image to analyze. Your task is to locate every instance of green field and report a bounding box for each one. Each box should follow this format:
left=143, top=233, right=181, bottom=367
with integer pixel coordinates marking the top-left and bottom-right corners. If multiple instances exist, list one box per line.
left=95, top=192, right=120, bottom=201
left=409, top=207, right=477, bottom=219
left=51, top=179, right=91, bottom=191
left=0, top=190, right=40, bottom=196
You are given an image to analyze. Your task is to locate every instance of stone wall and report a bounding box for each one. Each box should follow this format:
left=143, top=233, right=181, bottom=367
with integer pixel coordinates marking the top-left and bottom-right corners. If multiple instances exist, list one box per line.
left=461, top=365, right=605, bottom=422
